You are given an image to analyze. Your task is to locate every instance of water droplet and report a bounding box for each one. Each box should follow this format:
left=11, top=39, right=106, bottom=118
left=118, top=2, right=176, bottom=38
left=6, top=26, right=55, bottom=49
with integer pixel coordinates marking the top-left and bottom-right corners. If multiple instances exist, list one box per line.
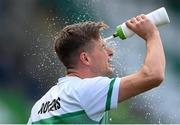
left=109, top=118, right=112, bottom=121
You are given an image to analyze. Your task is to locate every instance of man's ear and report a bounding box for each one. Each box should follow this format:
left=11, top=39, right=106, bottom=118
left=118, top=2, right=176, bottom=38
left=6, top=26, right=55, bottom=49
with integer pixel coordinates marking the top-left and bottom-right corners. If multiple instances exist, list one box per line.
left=79, top=52, right=91, bottom=66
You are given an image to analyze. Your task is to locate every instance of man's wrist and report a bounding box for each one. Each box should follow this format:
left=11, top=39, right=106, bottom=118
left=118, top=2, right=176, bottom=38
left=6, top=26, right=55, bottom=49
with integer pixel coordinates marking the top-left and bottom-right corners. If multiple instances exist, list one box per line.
left=146, top=30, right=160, bottom=42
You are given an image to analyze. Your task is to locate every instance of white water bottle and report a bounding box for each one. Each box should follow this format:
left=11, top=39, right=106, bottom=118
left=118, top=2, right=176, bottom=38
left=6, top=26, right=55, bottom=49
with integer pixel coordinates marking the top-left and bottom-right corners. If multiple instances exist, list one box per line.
left=113, top=7, right=170, bottom=40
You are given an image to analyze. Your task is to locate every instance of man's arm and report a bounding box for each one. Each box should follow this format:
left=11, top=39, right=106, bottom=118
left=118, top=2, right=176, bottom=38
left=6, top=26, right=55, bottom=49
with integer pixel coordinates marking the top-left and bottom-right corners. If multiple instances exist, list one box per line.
left=118, top=14, right=165, bottom=102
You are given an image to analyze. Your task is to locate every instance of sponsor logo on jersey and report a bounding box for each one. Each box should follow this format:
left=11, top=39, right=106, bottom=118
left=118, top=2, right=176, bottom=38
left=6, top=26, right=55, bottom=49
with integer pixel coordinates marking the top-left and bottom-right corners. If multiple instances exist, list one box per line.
left=38, top=97, right=61, bottom=114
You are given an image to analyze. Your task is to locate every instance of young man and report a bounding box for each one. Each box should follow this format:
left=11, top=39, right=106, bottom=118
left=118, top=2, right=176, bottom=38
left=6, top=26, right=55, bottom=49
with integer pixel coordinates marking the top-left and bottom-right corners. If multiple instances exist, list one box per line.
left=28, top=14, right=165, bottom=124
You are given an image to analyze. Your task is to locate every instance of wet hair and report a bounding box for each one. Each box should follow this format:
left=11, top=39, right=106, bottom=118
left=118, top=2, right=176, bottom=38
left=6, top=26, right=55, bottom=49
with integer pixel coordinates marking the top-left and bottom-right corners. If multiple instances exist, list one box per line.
left=54, top=21, right=108, bottom=69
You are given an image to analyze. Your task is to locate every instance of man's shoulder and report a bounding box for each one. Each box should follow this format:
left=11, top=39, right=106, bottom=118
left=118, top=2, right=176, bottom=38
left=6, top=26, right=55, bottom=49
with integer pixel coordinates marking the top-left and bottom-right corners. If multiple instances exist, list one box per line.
left=72, top=76, right=115, bottom=94
left=58, top=76, right=111, bottom=86
left=82, top=76, right=112, bottom=86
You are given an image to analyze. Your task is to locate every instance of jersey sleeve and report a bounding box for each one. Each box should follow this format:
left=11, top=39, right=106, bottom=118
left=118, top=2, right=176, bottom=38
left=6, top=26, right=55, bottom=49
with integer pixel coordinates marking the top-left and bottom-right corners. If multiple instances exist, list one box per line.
left=76, top=77, right=121, bottom=122
left=27, top=116, right=32, bottom=124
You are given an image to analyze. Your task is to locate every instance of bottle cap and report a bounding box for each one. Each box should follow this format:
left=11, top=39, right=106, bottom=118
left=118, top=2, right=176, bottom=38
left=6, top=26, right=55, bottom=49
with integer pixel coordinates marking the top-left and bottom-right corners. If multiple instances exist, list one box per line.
left=114, top=25, right=126, bottom=40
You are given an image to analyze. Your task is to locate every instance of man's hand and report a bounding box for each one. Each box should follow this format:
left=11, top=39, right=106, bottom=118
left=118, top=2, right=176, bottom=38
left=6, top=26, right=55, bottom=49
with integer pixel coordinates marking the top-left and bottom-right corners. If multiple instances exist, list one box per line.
left=126, top=14, right=159, bottom=41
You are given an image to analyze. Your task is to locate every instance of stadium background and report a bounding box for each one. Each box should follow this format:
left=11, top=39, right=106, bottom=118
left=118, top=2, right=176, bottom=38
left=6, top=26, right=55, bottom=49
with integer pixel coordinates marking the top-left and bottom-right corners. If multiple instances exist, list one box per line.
left=0, top=0, right=180, bottom=123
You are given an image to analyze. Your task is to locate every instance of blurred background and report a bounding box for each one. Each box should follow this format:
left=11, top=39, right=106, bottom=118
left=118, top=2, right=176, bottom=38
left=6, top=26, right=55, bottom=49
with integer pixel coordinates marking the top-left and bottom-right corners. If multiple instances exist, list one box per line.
left=0, top=0, right=180, bottom=123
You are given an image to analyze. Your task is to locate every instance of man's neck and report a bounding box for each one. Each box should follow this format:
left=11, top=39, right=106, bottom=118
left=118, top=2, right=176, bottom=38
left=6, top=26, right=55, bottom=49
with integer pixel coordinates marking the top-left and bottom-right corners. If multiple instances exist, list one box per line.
left=66, top=68, right=97, bottom=79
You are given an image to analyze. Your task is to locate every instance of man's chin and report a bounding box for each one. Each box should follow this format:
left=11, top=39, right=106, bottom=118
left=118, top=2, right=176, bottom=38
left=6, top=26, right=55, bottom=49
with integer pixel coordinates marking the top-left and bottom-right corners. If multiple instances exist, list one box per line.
left=104, top=68, right=113, bottom=77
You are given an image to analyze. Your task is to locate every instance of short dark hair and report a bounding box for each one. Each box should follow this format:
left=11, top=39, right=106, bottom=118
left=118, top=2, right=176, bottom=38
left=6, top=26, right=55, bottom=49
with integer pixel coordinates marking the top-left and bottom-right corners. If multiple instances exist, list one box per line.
left=54, top=21, right=108, bottom=69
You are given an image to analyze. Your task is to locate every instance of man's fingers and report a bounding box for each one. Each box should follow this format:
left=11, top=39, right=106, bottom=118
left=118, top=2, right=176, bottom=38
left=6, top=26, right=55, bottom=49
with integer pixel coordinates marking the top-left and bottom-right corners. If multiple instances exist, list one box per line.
left=136, top=16, right=141, bottom=21
left=126, top=14, right=147, bottom=31
left=139, top=14, right=146, bottom=19
left=130, top=17, right=136, bottom=23
left=126, top=19, right=135, bottom=29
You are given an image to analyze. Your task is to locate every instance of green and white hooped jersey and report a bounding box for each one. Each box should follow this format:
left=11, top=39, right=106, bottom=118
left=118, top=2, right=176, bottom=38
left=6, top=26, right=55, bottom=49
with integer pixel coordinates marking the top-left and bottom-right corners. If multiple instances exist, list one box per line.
left=28, top=76, right=121, bottom=124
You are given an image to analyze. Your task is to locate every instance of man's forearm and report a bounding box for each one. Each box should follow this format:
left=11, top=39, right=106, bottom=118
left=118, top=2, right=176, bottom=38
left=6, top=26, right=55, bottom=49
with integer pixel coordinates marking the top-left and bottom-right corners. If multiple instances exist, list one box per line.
left=142, top=33, right=165, bottom=83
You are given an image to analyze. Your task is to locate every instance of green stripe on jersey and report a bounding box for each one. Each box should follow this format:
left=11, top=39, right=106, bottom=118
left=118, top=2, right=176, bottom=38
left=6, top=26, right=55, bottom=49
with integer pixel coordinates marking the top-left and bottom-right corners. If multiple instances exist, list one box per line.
left=105, top=78, right=116, bottom=111
left=32, top=110, right=98, bottom=124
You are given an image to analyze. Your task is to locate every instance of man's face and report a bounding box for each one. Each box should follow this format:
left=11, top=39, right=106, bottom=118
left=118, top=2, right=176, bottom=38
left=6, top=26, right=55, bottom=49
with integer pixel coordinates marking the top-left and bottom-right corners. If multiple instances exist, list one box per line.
left=89, top=37, right=113, bottom=76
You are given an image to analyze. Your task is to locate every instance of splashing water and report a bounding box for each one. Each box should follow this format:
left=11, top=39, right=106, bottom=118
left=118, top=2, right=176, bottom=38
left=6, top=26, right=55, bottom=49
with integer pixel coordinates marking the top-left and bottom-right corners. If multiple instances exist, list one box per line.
left=104, top=36, right=114, bottom=42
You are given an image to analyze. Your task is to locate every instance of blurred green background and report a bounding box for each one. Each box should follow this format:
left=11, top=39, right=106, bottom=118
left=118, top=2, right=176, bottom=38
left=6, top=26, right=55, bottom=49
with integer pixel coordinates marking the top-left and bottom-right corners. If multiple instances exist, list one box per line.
left=0, top=0, right=180, bottom=123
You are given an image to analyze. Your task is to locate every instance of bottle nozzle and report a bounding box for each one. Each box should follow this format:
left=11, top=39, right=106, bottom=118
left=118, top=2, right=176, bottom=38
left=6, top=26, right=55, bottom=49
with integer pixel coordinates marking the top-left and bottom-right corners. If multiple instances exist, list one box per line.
left=113, top=33, right=118, bottom=38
